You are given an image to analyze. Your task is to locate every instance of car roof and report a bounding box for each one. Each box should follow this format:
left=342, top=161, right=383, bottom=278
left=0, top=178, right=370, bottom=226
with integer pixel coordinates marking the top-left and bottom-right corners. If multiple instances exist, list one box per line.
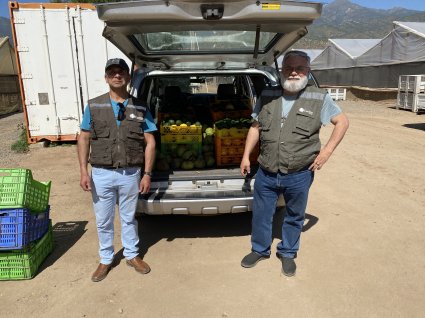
left=96, top=0, right=322, bottom=71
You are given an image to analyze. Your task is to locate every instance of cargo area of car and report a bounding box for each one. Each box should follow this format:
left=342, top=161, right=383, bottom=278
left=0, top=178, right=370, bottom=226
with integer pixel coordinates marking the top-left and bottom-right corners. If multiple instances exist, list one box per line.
left=133, top=73, right=263, bottom=214
left=142, top=74, right=263, bottom=179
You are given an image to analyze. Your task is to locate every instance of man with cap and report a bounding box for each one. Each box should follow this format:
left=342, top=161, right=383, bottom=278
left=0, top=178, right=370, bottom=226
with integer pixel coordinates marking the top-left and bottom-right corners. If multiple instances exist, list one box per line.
left=77, top=58, right=157, bottom=282
left=240, top=50, right=349, bottom=276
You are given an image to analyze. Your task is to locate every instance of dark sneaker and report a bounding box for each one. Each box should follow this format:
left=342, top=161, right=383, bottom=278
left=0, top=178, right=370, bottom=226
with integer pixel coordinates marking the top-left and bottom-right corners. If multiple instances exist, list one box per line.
left=241, top=252, right=270, bottom=268
left=277, top=254, right=296, bottom=276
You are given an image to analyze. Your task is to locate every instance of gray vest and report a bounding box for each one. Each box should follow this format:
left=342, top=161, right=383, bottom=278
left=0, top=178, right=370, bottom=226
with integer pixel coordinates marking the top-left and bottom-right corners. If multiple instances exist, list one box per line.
left=257, top=85, right=326, bottom=173
left=88, top=93, right=147, bottom=167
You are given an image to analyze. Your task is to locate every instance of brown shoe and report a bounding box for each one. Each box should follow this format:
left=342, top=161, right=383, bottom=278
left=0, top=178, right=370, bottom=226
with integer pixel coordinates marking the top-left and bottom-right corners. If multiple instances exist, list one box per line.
left=91, top=263, right=112, bottom=282
left=126, top=256, right=151, bottom=274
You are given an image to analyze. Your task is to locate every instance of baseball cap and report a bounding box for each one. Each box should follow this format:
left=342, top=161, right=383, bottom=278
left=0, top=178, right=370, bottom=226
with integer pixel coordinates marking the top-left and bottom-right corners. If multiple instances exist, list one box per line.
left=105, top=58, right=129, bottom=72
left=282, top=50, right=311, bottom=64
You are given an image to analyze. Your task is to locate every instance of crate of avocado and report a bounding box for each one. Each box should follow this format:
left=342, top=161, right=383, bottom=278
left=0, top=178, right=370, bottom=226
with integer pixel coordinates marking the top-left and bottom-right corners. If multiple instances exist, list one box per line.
left=214, top=118, right=259, bottom=166
left=157, top=118, right=208, bottom=171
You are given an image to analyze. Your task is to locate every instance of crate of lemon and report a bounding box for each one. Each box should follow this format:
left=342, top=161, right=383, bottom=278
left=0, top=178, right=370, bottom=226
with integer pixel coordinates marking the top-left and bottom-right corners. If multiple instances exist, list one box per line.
left=214, top=119, right=259, bottom=167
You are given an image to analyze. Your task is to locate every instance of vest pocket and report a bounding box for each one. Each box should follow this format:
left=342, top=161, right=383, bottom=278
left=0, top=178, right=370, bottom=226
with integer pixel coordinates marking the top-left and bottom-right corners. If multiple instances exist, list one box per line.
left=258, top=140, right=273, bottom=169
left=294, top=111, right=314, bottom=137
left=91, top=120, right=110, bottom=139
left=127, top=125, right=145, bottom=150
left=125, top=124, right=145, bottom=166
left=90, top=140, right=113, bottom=165
left=288, top=154, right=315, bottom=171
left=258, top=108, right=273, bottom=142
left=258, top=108, right=273, bottom=131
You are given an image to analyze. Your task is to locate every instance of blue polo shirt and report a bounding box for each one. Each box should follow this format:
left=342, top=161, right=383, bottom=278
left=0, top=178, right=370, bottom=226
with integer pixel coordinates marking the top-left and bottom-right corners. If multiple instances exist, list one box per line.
left=80, top=98, right=157, bottom=132
left=252, top=93, right=341, bottom=125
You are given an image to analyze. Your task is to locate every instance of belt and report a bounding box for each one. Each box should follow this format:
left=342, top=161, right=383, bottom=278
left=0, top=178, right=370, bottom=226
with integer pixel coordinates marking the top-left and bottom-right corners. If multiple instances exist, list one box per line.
left=92, top=165, right=123, bottom=170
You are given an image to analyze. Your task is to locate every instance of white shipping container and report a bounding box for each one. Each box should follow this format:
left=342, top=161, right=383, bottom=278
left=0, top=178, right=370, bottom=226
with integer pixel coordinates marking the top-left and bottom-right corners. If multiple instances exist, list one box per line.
left=10, top=2, right=130, bottom=143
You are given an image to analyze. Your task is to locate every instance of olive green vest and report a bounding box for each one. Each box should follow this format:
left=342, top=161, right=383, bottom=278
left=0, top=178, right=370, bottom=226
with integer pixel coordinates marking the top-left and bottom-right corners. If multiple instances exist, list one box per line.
left=257, top=85, right=326, bottom=173
left=88, top=93, right=147, bottom=167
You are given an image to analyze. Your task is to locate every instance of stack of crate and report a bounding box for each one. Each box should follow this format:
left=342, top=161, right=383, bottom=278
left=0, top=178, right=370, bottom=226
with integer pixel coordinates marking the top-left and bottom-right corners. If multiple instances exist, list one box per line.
left=214, top=127, right=259, bottom=167
left=213, top=118, right=259, bottom=167
left=0, top=169, right=53, bottom=280
left=325, top=88, right=347, bottom=101
left=397, top=75, right=425, bottom=113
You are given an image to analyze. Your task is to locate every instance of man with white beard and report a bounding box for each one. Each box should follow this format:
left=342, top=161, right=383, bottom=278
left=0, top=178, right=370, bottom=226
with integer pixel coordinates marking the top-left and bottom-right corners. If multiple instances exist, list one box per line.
left=240, top=50, right=349, bottom=277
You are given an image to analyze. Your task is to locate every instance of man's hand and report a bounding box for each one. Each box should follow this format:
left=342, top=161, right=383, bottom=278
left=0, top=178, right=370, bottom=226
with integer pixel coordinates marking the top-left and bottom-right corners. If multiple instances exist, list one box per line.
left=80, top=174, right=92, bottom=191
left=240, top=123, right=260, bottom=177
left=309, top=112, right=349, bottom=171
left=240, top=157, right=251, bottom=177
left=141, top=131, right=155, bottom=194
left=139, top=175, right=151, bottom=194
left=77, top=130, right=91, bottom=191
left=309, top=149, right=332, bottom=171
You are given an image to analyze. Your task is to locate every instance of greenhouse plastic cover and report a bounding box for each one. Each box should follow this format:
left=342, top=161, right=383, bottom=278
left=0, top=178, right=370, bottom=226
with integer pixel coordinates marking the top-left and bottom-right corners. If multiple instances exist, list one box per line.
left=356, top=22, right=425, bottom=66
left=312, top=22, right=425, bottom=70
left=311, top=39, right=381, bottom=69
left=0, top=37, right=17, bottom=75
left=310, top=22, right=425, bottom=88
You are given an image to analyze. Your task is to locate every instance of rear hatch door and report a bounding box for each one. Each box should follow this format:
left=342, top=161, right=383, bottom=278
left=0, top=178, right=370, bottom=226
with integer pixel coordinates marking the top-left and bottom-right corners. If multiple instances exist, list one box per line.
left=96, top=0, right=323, bottom=70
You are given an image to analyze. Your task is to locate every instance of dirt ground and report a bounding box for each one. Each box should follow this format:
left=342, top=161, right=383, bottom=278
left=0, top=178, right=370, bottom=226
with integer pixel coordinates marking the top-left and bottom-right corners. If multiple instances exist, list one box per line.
left=1, top=99, right=424, bottom=318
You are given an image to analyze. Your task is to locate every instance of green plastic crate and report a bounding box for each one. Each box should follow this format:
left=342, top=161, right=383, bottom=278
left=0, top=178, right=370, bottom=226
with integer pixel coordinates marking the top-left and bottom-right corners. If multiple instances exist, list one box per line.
left=0, top=169, right=51, bottom=213
left=0, top=221, right=53, bottom=280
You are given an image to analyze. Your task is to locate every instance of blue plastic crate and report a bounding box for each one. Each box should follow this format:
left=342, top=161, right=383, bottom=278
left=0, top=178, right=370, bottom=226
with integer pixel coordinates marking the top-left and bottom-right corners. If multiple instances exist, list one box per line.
left=0, top=206, right=50, bottom=250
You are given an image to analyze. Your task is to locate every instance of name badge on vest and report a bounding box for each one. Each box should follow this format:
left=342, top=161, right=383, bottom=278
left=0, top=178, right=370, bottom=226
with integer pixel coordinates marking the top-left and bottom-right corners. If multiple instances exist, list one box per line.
left=298, top=107, right=314, bottom=116
left=129, top=113, right=145, bottom=122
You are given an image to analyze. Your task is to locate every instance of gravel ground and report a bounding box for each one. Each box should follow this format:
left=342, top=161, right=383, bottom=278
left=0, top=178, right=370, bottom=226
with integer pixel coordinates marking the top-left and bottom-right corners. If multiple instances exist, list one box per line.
left=0, top=112, right=29, bottom=167
left=1, top=100, right=425, bottom=317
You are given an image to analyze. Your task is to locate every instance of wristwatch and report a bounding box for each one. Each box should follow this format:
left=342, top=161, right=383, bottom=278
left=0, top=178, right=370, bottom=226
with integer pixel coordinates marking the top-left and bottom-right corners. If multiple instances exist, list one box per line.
left=143, top=171, right=153, bottom=177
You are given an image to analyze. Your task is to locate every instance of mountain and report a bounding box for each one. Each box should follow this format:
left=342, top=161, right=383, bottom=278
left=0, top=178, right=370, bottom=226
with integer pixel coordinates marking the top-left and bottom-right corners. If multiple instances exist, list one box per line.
left=0, top=17, right=12, bottom=44
left=297, top=0, right=425, bottom=48
left=1, top=0, right=425, bottom=50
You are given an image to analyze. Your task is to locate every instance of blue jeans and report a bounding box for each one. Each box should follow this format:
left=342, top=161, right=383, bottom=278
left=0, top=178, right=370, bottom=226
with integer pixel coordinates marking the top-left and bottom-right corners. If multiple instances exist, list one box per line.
left=251, top=167, right=314, bottom=258
left=91, top=167, right=141, bottom=265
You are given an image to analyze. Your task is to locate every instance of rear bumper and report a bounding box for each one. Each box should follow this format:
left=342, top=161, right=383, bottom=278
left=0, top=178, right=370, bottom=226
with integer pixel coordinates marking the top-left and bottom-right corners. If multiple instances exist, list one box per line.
left=137, top=190, right=284, bottom=215
left=137, top=191, right=253, bottom=215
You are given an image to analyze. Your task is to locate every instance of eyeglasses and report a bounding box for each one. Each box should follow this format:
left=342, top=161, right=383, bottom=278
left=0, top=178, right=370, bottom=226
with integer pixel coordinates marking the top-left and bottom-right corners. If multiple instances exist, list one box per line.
left=117, top=102, right=126, bottom=121
left=106, top=69, right=126, bottom=77
left=282, top=66, right=310, bottom=74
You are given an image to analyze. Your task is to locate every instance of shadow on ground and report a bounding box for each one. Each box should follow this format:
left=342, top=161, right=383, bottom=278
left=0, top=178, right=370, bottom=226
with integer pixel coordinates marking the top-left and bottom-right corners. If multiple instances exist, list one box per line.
left=403, top=123, right=425, bottom=131
left=39, top=221, right=88, bottom=272
left=136, top=209, right=318, bottom=258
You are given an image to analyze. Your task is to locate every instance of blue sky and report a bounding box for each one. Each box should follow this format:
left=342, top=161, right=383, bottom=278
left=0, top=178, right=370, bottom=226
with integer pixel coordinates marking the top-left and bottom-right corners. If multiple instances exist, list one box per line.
left=1, top=0, right=425, bottom=18
left=350, top=0, right=425, bottom=11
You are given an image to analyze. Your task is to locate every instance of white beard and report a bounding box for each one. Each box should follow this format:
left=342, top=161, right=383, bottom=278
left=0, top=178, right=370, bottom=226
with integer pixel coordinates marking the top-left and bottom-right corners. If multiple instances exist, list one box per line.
left=283, top=76, right=308, bottom=93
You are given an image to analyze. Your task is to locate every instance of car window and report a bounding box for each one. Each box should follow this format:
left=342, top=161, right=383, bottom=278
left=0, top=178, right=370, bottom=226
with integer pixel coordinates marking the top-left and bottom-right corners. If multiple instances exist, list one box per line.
left=134, top=31, right=278, bottom=53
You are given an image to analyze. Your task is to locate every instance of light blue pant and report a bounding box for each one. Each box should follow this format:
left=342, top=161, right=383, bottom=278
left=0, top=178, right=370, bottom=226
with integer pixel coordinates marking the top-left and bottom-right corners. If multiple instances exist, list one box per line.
left=251, top=167, right=314, bottom=258
left=91, top=167, right=141, bottom=265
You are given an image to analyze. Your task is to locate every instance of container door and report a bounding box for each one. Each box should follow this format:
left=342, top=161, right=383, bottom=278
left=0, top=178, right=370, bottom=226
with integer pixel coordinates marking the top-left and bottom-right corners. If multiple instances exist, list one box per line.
left=75, top=9, right=130, bottom=109
left=13, top=6, right=130, bottom=142
left=13, top=7, right=82, bottom=139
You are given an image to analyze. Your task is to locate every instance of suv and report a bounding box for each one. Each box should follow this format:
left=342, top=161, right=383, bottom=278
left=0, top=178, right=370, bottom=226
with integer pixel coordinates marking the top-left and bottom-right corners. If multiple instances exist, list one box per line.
left=96, top=0, right=322, bottom=215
